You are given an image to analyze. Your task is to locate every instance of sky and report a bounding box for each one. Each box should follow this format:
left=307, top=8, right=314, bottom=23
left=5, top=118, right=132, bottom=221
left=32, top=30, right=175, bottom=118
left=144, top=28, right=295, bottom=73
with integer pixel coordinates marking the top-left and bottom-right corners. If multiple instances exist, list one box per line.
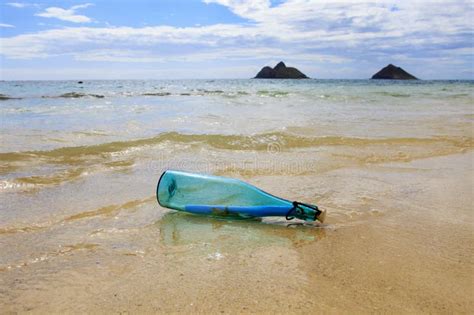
left=0, top=0, right=473, bottom=80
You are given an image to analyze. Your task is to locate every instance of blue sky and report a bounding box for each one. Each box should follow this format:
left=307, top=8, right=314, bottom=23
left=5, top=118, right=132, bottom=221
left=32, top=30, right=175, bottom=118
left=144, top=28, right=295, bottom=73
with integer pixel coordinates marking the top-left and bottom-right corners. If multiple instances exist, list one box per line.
left=0, top=0, right=473, bottom=79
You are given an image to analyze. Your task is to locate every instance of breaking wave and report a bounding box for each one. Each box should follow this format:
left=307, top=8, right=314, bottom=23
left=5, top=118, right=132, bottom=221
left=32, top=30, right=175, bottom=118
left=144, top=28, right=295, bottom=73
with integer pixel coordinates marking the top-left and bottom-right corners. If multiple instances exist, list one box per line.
left=1, top=131, right=471, bottom=166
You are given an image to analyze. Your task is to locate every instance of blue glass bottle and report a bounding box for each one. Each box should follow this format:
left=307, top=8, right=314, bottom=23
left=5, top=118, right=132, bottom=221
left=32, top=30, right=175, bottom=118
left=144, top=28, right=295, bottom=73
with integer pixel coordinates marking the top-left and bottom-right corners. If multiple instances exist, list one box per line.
left=156, top=170, right=325, bottom=222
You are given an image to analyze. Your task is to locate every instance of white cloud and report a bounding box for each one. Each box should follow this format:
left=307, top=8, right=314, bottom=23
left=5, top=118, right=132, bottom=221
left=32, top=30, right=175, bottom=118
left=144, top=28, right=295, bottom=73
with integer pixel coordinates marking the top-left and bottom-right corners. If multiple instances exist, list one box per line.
left=203, top=0, right=270, bottom=20
left=70, top=3, right=94, bottom=10
left=204, top=0, right=472, bottom=36
left=6, top=2, right=27, bottom=8
left=70, top=46, right=348, bottom=64
left=6, top=2, right=38, bottom=8
left=35, top=3, right=93, bottom=23
left=0, top=23, right=15, bottom=28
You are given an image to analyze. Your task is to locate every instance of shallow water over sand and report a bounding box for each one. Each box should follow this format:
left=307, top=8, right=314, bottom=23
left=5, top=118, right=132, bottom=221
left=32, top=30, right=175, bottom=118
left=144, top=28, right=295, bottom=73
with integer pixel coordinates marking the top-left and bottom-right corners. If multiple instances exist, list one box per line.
left=0, top=79, right=473, bottom=312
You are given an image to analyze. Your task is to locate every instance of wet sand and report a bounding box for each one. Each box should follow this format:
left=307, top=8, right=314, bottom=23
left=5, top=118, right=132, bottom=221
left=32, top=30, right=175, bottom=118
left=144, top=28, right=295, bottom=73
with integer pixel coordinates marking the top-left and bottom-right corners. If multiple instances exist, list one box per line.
left=1, top=79, right=472, bottom=313
left=1, top=151, right=472, bottom=313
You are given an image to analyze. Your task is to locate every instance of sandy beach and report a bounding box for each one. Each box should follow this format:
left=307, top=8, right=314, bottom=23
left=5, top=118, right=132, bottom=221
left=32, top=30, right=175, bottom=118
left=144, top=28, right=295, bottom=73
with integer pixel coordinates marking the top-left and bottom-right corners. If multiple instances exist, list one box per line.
left=0, top=79, right=472, bottom=313
left=2, top=151, right=472, bottom=313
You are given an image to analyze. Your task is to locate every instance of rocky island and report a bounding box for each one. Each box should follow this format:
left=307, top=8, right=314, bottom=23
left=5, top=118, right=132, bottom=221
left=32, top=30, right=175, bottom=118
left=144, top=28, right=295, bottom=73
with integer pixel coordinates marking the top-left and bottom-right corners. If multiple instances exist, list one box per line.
left=255, top=61, right=308, bottom=79
left=371, top=64, right=418, bottom=80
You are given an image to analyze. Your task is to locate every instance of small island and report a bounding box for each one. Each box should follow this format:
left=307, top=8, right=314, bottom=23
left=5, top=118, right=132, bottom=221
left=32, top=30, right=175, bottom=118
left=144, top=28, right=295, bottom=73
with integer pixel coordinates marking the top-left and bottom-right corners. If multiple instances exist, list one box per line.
left=371, top=64, right=418, bottom=80
left=255, top=61, right=308, bottom=79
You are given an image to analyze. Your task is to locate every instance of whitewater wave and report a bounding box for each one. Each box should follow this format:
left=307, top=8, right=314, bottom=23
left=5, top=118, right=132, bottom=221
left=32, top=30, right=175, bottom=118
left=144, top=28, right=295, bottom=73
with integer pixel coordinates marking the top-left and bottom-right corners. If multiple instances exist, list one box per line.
left=1, top=131, right=471, bottom=164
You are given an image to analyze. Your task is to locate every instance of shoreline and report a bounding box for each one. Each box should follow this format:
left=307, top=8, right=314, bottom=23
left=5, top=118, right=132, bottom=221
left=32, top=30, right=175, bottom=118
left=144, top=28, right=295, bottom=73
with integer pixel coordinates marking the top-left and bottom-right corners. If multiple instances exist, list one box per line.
left=1, top=151, right=472, bottom=313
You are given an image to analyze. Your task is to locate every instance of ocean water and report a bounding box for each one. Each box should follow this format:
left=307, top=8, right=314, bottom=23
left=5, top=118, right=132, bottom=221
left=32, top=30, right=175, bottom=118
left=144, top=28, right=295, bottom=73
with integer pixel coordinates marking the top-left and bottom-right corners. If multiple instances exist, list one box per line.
left=1, top=79, right=471, bottom=191
left=0, top=79, right=473, bottom=312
